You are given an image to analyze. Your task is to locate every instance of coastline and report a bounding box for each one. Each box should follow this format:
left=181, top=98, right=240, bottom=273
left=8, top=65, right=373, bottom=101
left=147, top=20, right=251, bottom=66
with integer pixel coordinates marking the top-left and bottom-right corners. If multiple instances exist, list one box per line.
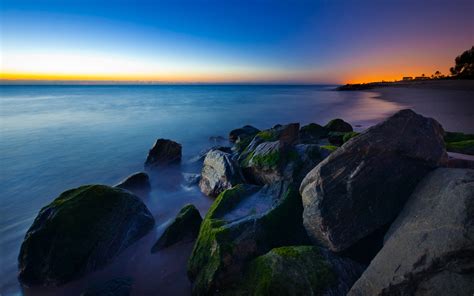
left=366, top=80, right=474, bottom=133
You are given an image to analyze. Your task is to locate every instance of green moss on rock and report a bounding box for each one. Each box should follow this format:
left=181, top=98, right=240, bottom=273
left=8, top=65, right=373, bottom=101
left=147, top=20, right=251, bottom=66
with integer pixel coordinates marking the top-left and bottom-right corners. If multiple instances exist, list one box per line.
left=444, top=131, right=474, bottom=143
left=343, top=131, right=360, bottom=143
left=320, top=145, right=338, bottom=152
left=236, top=246, right=336, bottom=296
left=445, top=139, right=474, bottom=155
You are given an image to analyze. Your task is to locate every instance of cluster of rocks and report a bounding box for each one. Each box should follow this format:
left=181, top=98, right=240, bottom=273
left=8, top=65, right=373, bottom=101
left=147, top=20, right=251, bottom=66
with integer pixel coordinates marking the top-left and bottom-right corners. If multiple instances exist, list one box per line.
left=17, top=109, right=474, bottom=296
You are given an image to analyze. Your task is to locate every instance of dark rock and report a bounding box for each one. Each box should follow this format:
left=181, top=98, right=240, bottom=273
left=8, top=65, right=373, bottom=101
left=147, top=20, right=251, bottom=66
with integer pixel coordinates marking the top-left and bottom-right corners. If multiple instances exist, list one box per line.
left=80, top=277, right=133, bottom=296
left=299, top=123, right=328, bottom=144
left=144, top=139, right=182, bottom=168
left=327, top=132, right=346, bottom=146
left=348, top=168, right=474, bottom=296
left=236, top=246, right=364, bottom=296
left=325, top=118, right=353, bottom=133
left=256, top=123, right=300, bottom=145
left=18, top=185, right=155, bottom=286
left=187, top=182, right=308, bottom=295
left=300, top=109, right=448, bottom=252
left=151, top=204, right=202, bottom=252
left=229, top=125, right=260, bottom=143
left=199, top=149, right=244, bottom=198
left=115, top=172, right=151, bottom=196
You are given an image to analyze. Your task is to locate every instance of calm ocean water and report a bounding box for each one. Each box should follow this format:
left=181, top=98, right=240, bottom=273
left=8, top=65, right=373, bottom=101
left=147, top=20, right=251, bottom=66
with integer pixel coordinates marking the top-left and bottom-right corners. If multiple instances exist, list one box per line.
left=0, top=85, right=403, bottom=295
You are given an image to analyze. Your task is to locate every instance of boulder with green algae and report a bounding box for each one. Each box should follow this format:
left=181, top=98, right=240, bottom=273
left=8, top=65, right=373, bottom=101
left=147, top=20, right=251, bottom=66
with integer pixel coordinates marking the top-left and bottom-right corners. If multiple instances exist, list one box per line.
left=229, top=125, right=260, bottom=143
left=151, top=204, right=202, bottom=252
left=187, top=182, right=308, bottom=295
left=324, top=118, right=353, bottom=133
left=235, top=246, right=364, bottom=296
left=18, top=185, right=155, bottom=287
left=299, top=123, right=328, bottom=144
left=444, top=131, right=474, bottom=155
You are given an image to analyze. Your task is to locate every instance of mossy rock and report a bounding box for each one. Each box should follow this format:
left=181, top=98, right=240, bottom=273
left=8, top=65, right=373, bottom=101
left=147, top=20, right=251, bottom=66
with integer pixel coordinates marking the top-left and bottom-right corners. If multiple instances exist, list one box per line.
left=327, top=132, right=346, bottom=146
left=445, top=139, right=474, bottom=155
left=235, top=246, right=336, bottom=296
left=18, top=185, right=155, bottom=287
left=343, top=131, right=360, bottom=143
left=444, top=131, right=474, bottom=143
left=319, top=145, right=338, bottom=153
left=229, top=125, right=260, bottom=143
left=187, top=182, right=308, bottom=295
left=325, top=119, right=353, bottom=133
left=299, top=123, right=329, bottom=143
left=151, top=204, right=202, bottom=252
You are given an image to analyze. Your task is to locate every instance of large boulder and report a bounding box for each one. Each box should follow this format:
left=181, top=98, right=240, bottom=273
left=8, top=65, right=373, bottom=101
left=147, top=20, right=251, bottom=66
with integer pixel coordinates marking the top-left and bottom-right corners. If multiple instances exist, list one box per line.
left=199, top=149, right=244, bottom=198
left=236, top=246, right=364, bottom=296
left=229, top=125, right=260, bottom=143
left=349, top=168, right=474, bottom=296
left=115, top=172, right=151, bottom=196
left=144, top=139, right=182, bottom=168
left=151, top=204, right=202, bottom=252
left=187, top=182, right=308, bottom=295
left=18, top=185, right=155, bottom=286
left=300, top=109, right=448, bottom=252
left=324, top=118, right=353, bottom=133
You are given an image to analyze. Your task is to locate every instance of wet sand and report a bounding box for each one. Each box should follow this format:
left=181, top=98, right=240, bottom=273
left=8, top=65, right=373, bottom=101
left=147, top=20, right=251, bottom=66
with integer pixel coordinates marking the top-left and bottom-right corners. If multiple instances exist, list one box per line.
left=371, top=80, right=474, bottom=133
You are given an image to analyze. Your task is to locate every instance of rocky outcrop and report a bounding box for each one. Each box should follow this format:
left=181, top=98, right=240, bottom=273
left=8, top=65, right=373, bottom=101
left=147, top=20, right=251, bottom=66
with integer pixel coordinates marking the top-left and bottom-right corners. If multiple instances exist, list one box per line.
left=80, top=277, right=133, bottom=296
left=145, top=139, right=182, bottom=168
left=18, top=185, right=155, bottom=286
left=229, top=125, right=260, bottom=143
left=115, top=172, right=151, bottom=196
left=199, top=149, right=244, bottom=198
left=324, top=118, right=353, bottom=133
left=300, top=109, right=448, bottom=252
left=187, top=182, right=308, bottom=295
left=151, top=204, right=202, bottom=252
left=236, top=246, right=364, bottom=296
left=349, top=168, right=474, bottom=296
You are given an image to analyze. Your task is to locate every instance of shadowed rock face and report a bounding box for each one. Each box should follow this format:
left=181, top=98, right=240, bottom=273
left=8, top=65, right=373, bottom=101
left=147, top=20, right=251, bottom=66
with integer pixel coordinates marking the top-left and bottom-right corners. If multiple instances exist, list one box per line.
left=187, top=182, right=308, bottom=295
left=349, top=168, right=474, bottom=296
left=144, top=139, right=182, bottom=168
left=300, top=109, right=448, bottom=252
left=151, top=204, right=202, bottom=252
left=229, top=125, right=260, bottom=143
left=324, top=118, right=353, bottom=133
left=236, top=246, right=364, bottom=296
left=18, top=185, right=155, bottom=287
left=199, top=149, right=244, bottom=198
left=115, top=172, right=151, bottom=196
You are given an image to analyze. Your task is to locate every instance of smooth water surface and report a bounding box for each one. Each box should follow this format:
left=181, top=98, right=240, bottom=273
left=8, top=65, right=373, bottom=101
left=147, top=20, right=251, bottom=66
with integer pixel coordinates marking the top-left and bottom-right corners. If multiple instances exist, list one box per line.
left=0, top=85, right=403, bottom=295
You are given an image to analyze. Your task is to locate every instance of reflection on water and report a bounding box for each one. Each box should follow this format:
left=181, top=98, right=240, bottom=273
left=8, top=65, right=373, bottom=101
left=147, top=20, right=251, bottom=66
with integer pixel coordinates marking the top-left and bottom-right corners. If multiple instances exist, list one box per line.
left=0, top=85, right=402, bottom=295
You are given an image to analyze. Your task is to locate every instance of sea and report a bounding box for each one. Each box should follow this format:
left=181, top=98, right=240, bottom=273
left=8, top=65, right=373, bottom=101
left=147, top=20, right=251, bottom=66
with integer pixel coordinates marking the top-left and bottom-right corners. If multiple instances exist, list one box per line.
left=0, top=85, right=408, bottom=295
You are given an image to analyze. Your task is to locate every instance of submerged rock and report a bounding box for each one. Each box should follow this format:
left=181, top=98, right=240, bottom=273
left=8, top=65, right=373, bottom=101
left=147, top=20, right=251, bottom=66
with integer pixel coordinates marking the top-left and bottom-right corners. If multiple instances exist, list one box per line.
left=300, top=109, right=447, bottom=252
left=145, top=139, right=182, bottom=168
left=199, top=149, right=244, bottom=198
left=18, top=185, right=155, bottom=286
left=324, top=118, right=353, bottom=133
left=237, top=246, right=364, bottom=296
left=187, top=182, right=308, bottom=295
left=152, top=204, right=202, bottom=252
left=80, top=277, right=133, bottom=296
left=229, top=125, right=260, bottom=143
left=349, top=168, right=474, bottom=296
left=115, top=172, right=151, bottom=196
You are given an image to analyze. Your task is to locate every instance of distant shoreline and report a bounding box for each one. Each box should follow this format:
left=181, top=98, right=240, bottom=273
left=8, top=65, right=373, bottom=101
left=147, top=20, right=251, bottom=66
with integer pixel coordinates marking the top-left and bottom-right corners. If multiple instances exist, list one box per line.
left=336, top=79, right=474, bottom=91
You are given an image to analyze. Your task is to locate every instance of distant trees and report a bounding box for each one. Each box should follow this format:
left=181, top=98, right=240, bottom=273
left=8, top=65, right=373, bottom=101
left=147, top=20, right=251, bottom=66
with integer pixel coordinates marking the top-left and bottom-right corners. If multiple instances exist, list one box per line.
left=450, top=46, right=474, bottom=78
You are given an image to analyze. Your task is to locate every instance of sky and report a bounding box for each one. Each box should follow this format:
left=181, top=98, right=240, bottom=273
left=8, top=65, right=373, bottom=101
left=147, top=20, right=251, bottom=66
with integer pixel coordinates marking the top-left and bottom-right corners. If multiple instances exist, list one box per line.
left=0, top=0, right=473, bottom=84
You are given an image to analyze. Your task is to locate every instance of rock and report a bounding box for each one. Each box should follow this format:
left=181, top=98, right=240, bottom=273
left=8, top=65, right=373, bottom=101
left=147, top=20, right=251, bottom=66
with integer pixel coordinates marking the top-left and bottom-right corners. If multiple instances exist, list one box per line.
left=327, top=132, right=346, bottom=146
left=183, top=173, right=201, bottom=186
left=151, top=204, right=202, bottom=252
left=18, top=185, right=155, bottom=286
left=236, top=246, right=364, bottom=296
left=256, top=123, right=300, bottom=145
left=187, top=182, right=308, bottom=295
left=342, top=131, right=359, bottom=143
left=299, top=123, right=328, bottom=144
left=115, top=172, right=151, bottom=196
left=300, top=109, right=448, bottom=252
left=229, top=125, right=260, bottom=143
left=324, top=118, right=353, bottom=133
left=80, top=277, right=133, bottom=296
left=348, top=168, right=474, bottom=296
left=199, top=149, right=244, bottom=198
left=144, top=139, right=182, bottom=168
left=191, top=146, right=232, bottom=164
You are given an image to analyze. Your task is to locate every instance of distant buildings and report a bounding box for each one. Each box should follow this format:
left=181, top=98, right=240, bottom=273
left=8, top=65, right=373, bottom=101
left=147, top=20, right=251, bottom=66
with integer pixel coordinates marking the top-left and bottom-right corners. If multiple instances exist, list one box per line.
left=402, top=76, right=413, bottom=81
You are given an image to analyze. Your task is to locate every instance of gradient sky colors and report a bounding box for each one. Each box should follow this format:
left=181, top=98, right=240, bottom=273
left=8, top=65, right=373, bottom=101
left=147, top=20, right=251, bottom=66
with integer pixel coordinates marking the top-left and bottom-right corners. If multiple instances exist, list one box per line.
left=1, top=0, right=473, bottom=84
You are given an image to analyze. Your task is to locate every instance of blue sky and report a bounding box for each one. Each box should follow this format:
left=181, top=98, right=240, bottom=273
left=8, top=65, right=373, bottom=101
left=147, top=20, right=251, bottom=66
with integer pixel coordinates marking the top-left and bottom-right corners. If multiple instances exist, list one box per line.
left=1, top=0, right=473, bottom=83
